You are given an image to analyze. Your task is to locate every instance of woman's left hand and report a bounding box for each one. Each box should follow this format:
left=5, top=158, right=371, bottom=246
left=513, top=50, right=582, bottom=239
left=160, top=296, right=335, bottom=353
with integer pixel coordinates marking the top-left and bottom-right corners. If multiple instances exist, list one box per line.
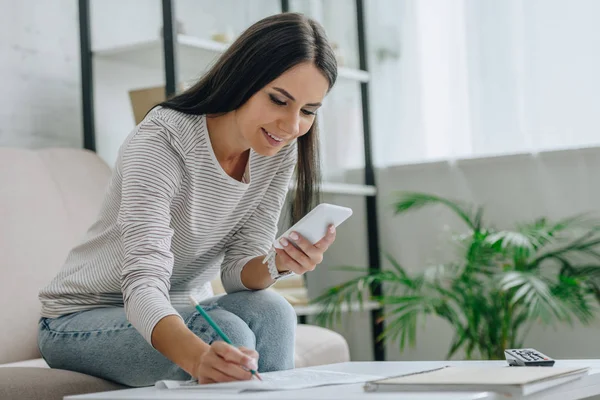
left=274, top=224, right=337, bottom=275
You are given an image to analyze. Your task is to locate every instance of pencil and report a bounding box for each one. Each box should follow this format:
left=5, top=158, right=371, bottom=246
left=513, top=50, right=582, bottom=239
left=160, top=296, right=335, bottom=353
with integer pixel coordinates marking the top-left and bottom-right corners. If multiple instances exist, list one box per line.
left=188, top=295, right=262, bottom=381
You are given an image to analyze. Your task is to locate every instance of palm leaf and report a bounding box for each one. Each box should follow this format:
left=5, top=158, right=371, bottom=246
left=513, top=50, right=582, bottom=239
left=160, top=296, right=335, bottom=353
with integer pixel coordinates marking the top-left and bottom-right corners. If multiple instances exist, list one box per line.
left=473, top=206, right=485, bottom=232
left=446, top=328, right=471, bottom=359
left=393, top=192, right=478, bottom=231
left=382, top=305, right=421, bottom=349
left=531, top=230, right=600, bottom=268
left=551, top=213, right=600, bottom=234
left=312, top=265, right=424, bottom=326
left=500, top=271, right=585, bottom=325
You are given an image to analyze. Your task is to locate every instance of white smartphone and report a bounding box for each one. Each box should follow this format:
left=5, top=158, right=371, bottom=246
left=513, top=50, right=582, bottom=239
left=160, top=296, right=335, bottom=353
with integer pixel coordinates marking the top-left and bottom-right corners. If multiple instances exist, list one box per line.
left=274, top=203, right=353, bottom=249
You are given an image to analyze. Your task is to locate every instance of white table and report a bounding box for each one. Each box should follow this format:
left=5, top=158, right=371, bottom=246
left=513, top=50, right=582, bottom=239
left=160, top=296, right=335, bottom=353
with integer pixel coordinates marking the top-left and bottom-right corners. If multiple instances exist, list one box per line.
left=66, top=360, right=600, bottom=400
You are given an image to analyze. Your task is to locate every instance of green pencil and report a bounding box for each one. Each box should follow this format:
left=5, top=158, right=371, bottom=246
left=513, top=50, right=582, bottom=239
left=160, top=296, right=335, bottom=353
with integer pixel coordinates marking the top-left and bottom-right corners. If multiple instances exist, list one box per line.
left=188, top=295, right=261, bottom=380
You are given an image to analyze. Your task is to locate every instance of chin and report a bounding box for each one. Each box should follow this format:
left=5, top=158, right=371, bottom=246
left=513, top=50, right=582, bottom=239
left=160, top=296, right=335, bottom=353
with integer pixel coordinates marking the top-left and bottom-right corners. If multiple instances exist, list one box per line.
left=253, top=146, right=283, bottom=157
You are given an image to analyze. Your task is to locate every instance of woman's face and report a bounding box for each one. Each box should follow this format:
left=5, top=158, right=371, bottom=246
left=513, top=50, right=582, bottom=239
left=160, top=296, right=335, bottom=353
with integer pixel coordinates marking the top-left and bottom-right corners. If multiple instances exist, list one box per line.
left=235, top=62, right=330, bottom=157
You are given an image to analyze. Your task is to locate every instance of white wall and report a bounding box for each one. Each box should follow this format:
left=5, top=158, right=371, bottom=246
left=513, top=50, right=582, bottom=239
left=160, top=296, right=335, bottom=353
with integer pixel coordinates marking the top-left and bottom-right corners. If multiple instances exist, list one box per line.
left=0, top=0, right=81, bottom=148
left=91, top=0, right=281, bottom=168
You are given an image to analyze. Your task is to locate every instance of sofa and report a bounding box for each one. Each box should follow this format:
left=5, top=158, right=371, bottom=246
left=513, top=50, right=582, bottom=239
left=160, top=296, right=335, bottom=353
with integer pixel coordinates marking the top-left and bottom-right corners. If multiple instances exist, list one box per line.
left=0, top=147, right=350, bottom=400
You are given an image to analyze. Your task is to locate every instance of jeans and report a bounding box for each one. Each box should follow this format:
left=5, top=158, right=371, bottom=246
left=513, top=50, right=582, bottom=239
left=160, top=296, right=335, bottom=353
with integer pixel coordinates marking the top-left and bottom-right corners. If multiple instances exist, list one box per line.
left=38, top=290, right=297, bottom=387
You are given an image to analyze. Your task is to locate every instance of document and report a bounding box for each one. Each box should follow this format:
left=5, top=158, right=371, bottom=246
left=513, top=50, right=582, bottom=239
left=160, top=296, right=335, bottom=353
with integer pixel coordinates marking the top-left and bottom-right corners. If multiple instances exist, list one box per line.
left=156, top=369, right=383, bottom=392
left=363, top=366, right=590, bottom=397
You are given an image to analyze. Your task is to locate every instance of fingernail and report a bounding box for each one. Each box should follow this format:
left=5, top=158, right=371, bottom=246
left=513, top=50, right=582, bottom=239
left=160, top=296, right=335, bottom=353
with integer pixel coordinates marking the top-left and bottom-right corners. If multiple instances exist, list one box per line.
left=290, top=232, right=299, bottom=241
left=329, top=225, right=335, bottom=234
left=247, top=359, right=258, bottom=370
left=280, top=238, right=289, bottom=246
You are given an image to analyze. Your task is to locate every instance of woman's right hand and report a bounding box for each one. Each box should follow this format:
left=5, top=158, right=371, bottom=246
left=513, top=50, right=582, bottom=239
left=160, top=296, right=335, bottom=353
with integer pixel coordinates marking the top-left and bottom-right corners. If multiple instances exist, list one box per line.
left=194, top=341, right=259, bottom=384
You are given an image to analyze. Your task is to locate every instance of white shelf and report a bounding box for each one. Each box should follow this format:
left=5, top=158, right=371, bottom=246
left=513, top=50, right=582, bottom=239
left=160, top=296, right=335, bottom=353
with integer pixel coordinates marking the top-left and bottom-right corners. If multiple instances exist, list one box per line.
left=337, top=66, right=369, bottom=82
left=321, top=182, right=376, bottom=196
left=293, top=300, right=380, bottom=317
left=94, top=35, right=370, bottom=82
left=289, top=182, right=376, bottom=196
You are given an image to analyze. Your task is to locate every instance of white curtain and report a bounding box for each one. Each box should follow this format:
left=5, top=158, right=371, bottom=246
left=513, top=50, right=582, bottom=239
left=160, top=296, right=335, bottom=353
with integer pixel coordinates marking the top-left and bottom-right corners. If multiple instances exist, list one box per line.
left=363, top=0, right=600, bottom=168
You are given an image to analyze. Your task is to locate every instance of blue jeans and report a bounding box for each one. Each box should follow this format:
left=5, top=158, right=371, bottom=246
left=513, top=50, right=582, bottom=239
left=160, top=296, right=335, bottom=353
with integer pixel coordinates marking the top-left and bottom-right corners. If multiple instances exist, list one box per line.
left=38, top=290, right=297, bottom=387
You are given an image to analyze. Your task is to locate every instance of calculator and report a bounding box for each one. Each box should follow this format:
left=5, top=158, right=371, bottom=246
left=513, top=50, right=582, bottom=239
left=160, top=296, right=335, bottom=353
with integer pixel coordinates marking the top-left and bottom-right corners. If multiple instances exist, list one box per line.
left=504, top=348, right=555, bottom=367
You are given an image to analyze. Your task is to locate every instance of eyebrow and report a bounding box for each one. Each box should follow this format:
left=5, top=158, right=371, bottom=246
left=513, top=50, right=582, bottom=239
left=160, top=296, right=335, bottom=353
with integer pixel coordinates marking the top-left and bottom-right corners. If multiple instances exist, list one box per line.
left=273, top=87, right=322, bottom=107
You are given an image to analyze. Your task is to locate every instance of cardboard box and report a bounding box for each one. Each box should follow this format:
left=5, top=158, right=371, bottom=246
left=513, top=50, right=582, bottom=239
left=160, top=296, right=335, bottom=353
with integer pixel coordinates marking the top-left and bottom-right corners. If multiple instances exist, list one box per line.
left=128, top=86, right=169, bottom=125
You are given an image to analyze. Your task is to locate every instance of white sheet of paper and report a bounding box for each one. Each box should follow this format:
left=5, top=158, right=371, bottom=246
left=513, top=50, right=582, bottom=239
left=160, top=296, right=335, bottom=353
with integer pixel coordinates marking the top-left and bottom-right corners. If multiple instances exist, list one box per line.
left=155, top=369, right=383, bottom=392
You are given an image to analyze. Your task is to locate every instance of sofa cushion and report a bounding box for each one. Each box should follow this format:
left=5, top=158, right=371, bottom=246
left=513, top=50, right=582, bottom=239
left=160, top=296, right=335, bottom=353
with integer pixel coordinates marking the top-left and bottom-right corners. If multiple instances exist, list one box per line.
left=0, top=367, right=125, bottom=400
left=0, top=148, right=112, bottom=364
left=0, top=324, right=351, bottom=370
left=295, top=324, right=350, bottom=368
left=0, top=325, right=349, bottom=400
left=0, top=358, right=49, bottom=368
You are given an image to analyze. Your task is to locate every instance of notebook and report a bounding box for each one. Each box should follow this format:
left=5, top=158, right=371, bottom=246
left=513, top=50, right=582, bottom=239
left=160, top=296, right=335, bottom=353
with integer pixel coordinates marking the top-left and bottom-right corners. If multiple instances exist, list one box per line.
left=363, top=365, right=589, bottom=396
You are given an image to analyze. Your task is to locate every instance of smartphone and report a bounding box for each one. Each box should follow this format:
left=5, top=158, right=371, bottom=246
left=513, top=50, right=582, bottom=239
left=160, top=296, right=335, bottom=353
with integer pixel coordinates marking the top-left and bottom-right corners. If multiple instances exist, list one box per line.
left=274, top=203, right=353, bottom=249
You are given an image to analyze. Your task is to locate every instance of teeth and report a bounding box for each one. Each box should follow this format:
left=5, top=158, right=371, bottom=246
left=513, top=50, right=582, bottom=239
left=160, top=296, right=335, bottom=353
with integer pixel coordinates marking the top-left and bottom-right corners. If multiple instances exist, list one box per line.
left=265, top=129, right=283, bottom=142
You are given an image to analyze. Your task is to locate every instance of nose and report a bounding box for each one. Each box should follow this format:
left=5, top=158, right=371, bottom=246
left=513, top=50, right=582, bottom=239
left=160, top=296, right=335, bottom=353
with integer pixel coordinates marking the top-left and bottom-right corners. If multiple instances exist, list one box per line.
left=278, top=112, right=301, bottom=137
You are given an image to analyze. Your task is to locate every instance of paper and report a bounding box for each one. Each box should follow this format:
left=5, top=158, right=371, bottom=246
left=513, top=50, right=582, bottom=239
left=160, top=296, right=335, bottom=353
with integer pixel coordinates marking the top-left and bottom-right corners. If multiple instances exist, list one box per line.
left=156, top=369, right=382, bottom=392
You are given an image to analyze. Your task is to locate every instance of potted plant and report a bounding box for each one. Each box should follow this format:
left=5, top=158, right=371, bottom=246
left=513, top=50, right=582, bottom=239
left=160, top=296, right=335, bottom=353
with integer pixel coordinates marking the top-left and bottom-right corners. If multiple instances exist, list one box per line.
left=314, top=192, right=600, bottom=360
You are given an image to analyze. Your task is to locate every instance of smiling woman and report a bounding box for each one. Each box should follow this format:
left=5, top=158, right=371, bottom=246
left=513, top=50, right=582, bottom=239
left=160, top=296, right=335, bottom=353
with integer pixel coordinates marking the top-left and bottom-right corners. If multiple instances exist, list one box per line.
left=37, top=13, right=339, bottom=388
left=161, top=13, right=337, bottom=224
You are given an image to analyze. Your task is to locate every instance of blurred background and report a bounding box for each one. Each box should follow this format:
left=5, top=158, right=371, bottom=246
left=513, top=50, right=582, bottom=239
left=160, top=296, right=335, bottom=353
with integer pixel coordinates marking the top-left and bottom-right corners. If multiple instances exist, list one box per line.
left=3, top=0, right=600, bottom=363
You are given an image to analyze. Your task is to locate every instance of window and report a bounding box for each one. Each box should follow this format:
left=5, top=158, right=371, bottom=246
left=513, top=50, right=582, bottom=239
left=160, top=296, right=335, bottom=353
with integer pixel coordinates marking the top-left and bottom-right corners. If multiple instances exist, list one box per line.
left=364, top=0, right=600, bottom=168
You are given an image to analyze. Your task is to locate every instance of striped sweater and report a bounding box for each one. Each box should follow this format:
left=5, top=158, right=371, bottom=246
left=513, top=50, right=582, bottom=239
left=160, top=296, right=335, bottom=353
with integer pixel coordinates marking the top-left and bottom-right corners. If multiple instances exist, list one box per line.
left=39, top=107, right=297, bottom=344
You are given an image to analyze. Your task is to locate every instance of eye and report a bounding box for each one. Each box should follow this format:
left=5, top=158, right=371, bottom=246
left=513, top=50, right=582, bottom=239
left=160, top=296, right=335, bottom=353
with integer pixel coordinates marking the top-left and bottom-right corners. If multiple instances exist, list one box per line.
left=269, top=94, right=286, bottom=106
left=302, top=109, right=316, bottom=116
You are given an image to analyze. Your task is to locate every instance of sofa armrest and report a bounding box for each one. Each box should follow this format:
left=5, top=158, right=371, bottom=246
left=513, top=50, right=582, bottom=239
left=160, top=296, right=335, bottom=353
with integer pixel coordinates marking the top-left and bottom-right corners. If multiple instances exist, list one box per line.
left=295, top=324, right=350, bottom=368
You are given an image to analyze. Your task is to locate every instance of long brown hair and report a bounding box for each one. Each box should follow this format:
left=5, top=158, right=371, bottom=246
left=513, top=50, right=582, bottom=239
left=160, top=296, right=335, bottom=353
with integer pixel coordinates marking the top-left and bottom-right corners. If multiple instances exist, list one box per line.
left=159, top=13, right=337, bottom=222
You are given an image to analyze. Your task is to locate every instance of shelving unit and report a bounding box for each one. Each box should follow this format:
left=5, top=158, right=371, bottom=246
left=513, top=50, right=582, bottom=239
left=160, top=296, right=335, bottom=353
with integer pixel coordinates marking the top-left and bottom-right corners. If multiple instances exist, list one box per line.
left=94, top=35, right=371, bottom=83
left=78, top=0, right=384, bottom=361
left=294, top=300, right=380, bottom=317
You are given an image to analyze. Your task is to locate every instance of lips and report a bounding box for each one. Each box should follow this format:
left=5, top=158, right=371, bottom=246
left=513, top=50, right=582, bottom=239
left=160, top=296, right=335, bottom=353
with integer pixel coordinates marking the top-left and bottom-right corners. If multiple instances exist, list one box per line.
left=262, top=128, right=286, bottom=146
left=262, top=128, right=283, bottom=142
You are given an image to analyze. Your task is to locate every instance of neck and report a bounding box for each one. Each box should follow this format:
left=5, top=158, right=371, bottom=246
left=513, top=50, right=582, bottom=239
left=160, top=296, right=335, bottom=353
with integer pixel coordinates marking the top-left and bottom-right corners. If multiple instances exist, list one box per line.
left=205, top=112, right=249, bottom=163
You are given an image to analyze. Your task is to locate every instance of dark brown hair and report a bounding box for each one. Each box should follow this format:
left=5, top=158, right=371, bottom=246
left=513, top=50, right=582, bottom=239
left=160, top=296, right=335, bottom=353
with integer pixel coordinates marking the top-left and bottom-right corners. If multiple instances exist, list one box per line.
left=159, top=13, right=337, bottom=222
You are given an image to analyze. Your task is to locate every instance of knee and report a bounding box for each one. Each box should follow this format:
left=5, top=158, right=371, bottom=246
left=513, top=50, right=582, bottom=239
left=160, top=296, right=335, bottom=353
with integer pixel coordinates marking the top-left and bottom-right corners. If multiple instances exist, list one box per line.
left=250, top=290, right=297, bottom=329
left=207, top=312, right=256, bottom=350
left=215, top=289, right=297, bottom=339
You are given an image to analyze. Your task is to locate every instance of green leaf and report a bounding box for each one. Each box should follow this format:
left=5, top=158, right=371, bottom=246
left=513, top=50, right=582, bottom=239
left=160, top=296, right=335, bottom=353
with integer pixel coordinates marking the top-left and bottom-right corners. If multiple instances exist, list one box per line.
left=500, top=271, right=584, bottom=325
left=393, top=192, right=478, bottom=231
left=486, top=231, right=535, bottom=253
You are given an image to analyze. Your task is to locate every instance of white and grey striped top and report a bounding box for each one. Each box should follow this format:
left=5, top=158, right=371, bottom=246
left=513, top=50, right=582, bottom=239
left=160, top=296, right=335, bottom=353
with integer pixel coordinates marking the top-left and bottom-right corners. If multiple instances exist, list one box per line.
left=39, top=107, right=297, bottom=344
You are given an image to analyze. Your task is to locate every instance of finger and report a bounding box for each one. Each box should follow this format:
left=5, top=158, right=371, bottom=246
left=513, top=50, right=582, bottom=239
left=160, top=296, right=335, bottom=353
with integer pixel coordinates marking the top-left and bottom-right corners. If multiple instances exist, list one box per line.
left=286, top=231, right=322, bottom=261
left=314, top=224, right=336, bottom=251
left=212, top=341, right=258, bottom=371
left=198, top=376, right=216, bottom=384
left=279, top=237, right=314, bottom=268
left=197, top=354, right=239, bottom=383
left=213, top=356, right=253, bottom=381
left=205, top=347, right=253, bottom=381
left=275, top=248, right=309, bottom=275
left=206, top=366, right=240, bottom=383
left=239, top=347, right=259, bottom=363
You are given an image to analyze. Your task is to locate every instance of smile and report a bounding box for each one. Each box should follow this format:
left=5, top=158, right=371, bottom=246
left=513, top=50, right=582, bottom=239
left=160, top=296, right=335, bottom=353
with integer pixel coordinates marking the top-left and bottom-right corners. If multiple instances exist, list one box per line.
left=262, top=128, right=284, bottom=143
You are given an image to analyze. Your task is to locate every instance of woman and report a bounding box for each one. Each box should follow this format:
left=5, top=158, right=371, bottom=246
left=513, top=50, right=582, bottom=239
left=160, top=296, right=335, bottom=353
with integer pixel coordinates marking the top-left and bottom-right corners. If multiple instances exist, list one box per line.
left=38, top=12, right=338, bottom=387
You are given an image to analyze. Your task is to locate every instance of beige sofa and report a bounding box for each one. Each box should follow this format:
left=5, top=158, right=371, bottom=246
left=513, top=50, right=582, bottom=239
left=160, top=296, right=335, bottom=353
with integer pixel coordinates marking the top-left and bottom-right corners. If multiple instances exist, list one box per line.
left=0, top=147, right=350, bottom=400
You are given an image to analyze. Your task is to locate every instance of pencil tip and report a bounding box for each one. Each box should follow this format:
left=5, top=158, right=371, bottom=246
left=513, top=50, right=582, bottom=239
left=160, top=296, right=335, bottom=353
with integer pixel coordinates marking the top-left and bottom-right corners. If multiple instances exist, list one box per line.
left=188, top=295, right=199, bottom=306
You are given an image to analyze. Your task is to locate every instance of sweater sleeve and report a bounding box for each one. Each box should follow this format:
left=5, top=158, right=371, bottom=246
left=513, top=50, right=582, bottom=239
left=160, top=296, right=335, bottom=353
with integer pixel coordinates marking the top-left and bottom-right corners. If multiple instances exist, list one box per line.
left=220, top=141, right=298, bottom=293
left=118, top=120, right=186, bottom=345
